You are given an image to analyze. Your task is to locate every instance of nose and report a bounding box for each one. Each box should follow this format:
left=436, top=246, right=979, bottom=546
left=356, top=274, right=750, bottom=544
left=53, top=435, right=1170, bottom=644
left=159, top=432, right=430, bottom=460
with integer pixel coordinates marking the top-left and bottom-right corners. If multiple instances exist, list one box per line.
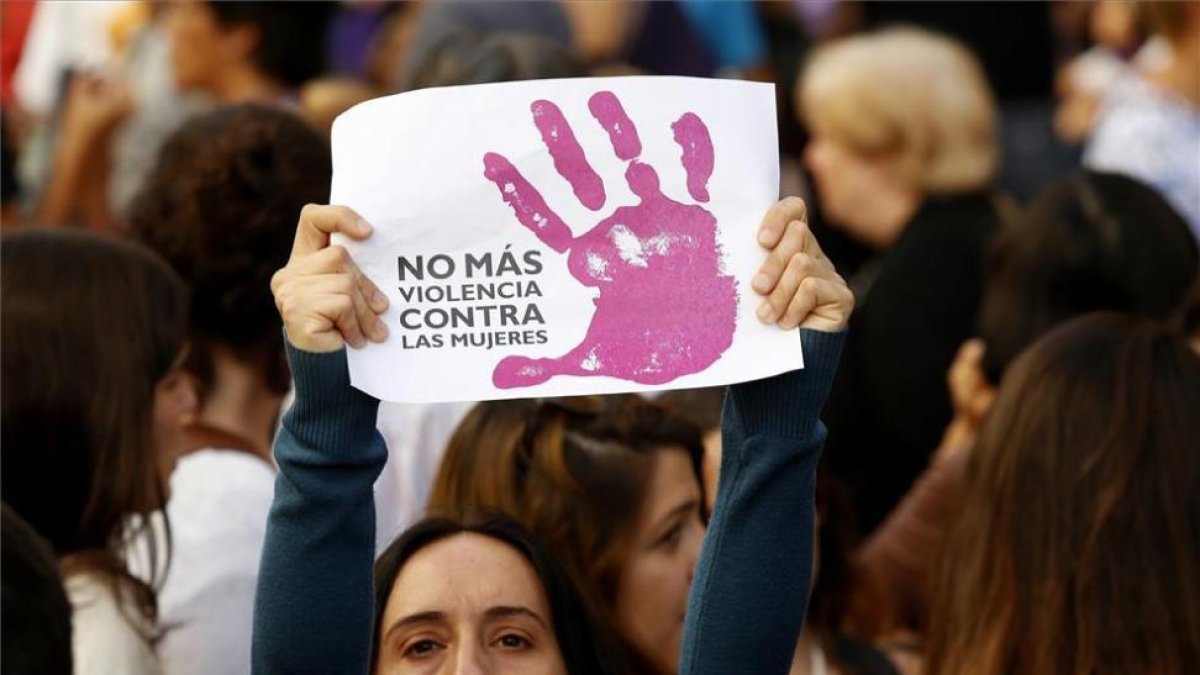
left=449, top=643, right=488, bottom=675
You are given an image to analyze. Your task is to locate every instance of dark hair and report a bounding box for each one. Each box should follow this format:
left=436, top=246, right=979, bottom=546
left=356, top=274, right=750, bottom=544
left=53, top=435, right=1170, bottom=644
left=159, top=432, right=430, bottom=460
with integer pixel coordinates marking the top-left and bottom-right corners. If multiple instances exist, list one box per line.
left=657, top=387, right=724, bottom=432
left=207, top=1, right=334, bottom=88
left=131, top=105, right=331, bottom=399
left=977, top=170, right=1198, bottom=384
left=371, top=512, right=627, bottom=675
left=2, top=504, right=73, bottom=675
left=410, top=31, right=586, bottom=90
left=428, top=395, right=703, bottom=673
left=1, top=229, right=188, bottom=627
left=928, top=313, right=1200, bottom=674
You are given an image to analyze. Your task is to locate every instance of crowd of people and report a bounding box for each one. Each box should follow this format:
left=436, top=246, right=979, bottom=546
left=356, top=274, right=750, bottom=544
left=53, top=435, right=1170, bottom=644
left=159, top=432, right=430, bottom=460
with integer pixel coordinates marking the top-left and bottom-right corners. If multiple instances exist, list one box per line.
left=1, top=2, right=1198, bottom=675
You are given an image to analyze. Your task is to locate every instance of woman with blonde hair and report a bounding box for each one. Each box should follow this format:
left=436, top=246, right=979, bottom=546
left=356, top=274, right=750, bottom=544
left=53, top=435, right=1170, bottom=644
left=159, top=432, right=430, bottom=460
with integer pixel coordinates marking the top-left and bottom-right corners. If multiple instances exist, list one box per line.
left=798, top=27, right=1003, bottom=532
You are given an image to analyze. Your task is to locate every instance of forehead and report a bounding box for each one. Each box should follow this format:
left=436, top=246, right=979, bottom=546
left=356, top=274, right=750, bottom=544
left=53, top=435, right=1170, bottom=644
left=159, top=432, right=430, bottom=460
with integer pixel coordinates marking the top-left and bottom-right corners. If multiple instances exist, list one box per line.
left=638, top=448, right=700, bottom=522
left=383, top=533, right=552, bottom=623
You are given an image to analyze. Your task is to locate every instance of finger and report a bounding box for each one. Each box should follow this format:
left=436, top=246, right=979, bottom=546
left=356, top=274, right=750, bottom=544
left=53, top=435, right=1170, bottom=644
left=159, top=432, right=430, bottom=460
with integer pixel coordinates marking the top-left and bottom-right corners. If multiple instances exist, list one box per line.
left=753, top=219, right=810, bottom=295
left=785, top=276, right=854, bottom=331
left=289, top=274, right=388, bottom=343
left=483, top=152, right=573, bottom=253
left=757, top=252, right=817, bottom=323
left=757, top=197, right=808, bottom=249
left=323, top=293, right=366, bottom=349
left=672, top=112, right=713, bottom=203
left=357, top=270, right=389, bottom=314
left=288, top=244, right=357, bottom=276
left=531, top=100, right=606, bottom=211
left=291, top=204, right=372, bottom=258
left=589, top=91, right=641, bottom=160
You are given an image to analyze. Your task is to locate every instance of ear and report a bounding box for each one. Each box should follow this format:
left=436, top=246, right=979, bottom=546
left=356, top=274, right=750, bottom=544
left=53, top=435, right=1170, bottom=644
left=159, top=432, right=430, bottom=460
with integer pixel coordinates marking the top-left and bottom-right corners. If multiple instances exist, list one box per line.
left=948, top=338, right=996, bottom=424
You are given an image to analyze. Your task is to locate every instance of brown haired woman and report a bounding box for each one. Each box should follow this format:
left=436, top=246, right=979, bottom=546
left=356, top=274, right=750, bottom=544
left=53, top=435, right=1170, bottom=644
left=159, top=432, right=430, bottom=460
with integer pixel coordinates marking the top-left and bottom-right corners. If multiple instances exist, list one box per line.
left=427, top=393, right=707, bottom=673
left=928, top=312, right=1200, bottom=674
left=252, top=197, right=854, bottom=674
left=1, top=230, right=194, bottom=675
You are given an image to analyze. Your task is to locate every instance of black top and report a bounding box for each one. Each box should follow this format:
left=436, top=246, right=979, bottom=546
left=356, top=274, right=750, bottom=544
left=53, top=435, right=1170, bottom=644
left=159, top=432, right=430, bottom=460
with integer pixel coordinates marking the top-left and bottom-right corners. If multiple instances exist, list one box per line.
left=823, top=193, right=998, bottom=533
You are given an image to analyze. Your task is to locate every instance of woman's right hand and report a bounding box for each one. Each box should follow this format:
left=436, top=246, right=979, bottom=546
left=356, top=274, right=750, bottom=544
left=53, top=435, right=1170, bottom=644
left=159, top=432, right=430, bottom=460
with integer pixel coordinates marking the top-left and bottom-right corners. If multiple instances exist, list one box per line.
left=271, top=205, right=390, bottom=353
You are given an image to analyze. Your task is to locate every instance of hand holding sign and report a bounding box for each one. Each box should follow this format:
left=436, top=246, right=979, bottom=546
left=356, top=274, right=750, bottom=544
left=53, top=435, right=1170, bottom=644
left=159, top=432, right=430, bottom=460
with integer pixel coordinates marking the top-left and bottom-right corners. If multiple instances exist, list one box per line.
left=272, top=205, right=389, bottom=353
left=483, top=91, right=737, bottom=388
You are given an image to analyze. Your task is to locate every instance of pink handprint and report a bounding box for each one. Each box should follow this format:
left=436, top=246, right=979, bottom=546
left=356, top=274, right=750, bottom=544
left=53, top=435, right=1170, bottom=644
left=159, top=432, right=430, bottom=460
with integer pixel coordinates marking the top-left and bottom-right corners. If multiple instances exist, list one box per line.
left=484, top=91, right=736, bottom=388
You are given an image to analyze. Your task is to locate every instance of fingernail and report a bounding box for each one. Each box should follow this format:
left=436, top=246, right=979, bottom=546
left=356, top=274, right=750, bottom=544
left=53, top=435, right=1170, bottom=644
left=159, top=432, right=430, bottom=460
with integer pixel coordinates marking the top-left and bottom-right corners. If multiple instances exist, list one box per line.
left=752, top=273, right=770, bottom=293
left=372, top=289, right=389, bottom=310
left=756, top=303, right=773, bottom=322
left=373, top=319, right=389, bottom=341
left=356, top=217, right=373, bottom=235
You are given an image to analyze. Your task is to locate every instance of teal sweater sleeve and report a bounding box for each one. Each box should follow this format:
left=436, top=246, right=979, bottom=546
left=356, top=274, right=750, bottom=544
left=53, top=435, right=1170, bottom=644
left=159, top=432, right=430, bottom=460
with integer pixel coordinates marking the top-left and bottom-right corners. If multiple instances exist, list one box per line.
left=252, top=344, right=386, bottom=675
left=680, top=329, right=845, bottom=675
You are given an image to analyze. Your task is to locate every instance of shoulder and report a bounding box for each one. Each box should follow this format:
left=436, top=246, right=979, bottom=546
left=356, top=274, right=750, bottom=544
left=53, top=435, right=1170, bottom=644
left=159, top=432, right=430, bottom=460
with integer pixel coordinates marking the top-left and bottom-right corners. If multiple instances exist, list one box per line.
left=66, top=572, right=163, bottom=675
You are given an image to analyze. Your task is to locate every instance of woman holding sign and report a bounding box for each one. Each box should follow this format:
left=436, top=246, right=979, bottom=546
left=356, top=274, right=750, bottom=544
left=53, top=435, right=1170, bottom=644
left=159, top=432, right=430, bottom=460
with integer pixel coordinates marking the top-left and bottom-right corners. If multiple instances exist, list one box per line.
left=253, top=197, right=853, bottom=674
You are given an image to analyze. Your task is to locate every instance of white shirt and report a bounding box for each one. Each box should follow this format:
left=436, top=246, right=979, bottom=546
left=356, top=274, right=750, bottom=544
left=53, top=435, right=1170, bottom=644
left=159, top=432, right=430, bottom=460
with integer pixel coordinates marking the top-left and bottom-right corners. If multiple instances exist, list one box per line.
left=373, top=401, right=473, bottom=552
left=67, top=571, right=163, bottom=675
left=153, top=450, right=275, bottom=675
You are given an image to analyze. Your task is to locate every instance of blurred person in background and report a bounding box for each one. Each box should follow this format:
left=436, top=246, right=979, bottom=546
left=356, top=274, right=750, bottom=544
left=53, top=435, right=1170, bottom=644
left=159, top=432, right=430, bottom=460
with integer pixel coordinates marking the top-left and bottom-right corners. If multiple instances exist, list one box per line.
left=927, top=313, right=1200, bottom=675
left=128, top=104, right=331, bottom=675
left=1085, top=0, right=1200, bottom=240
left=427, top=394, right=706, bottom=675
left=166, top=1, right=333, bottom=107
left=2, top=505, right=73, bottom=675
left=1, top=230, right=193, bottom=675
left=797, top=27, right=1000, bottom=533
left=860, top=170, right=1199, bottom=632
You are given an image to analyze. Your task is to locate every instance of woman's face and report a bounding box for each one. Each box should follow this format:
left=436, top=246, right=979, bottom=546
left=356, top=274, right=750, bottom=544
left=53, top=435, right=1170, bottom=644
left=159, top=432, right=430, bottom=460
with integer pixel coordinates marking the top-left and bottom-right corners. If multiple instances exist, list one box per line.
left=167, top=1, right=238, bottom=93
left=615, top=448, right=705, bottom=673
left=804, top=132, right=907, bottom=249
left=375, top=534, right=568, bottom=675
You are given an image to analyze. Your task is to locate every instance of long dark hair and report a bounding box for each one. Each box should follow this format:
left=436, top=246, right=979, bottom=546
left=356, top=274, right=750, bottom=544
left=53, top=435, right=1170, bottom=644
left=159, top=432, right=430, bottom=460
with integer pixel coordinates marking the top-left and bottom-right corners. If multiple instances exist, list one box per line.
left=1, top=230, right=188, bottom=628
left=928, top=313, right=1200, bottom=674
left=371, top=512, right=629, bottom=675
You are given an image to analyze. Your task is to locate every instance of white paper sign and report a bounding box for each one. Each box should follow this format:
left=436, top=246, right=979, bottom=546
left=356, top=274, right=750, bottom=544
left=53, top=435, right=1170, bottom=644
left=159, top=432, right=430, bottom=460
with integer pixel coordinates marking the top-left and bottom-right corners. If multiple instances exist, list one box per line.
left=331, top=76, right=804, bottom=403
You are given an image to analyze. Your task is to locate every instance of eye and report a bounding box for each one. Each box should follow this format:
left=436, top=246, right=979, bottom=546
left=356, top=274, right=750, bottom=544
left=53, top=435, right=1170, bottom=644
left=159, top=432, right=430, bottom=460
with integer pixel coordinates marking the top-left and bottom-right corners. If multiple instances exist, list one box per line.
left=657, top=522, right=684, bottom=550
left=494, top=633, right=533, bottom=651
left=403, top=638, right=444, bottom=659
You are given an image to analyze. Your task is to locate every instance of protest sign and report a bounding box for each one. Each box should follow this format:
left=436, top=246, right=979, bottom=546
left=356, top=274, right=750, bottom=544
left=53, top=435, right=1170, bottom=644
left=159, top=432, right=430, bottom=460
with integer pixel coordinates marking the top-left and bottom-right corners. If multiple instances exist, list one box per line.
left=331, top=76, right=804, bottom=403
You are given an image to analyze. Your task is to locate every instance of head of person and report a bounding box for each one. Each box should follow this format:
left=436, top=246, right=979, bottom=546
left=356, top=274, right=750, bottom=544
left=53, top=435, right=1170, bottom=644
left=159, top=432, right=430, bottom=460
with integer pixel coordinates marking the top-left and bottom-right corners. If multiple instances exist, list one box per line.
left=2, top=505, right=72, bottom=675
left=371, top=512, right=625, bottom=675
left=928, top=313, right=1200, bottom=674
left=797, top=28, right=997, bottom=248
left=167, top=1, right=333, bottom=100
left=131, top=105, right=331, bottom=408
left=429, top=395, right=706, bottom=674
left=409, top=31, right=586, bottom=90
left=1, top=230, right=190, bottom=623
left=976, top=170, right=1198, bottom=387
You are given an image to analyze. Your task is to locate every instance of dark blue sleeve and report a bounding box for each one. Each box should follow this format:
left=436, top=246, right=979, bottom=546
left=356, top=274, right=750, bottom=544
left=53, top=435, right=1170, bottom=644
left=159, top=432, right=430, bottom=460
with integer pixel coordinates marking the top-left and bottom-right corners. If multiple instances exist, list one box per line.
left=679, top=329, right=845, bottom=675
left=252, top=343, right=386, bottom=675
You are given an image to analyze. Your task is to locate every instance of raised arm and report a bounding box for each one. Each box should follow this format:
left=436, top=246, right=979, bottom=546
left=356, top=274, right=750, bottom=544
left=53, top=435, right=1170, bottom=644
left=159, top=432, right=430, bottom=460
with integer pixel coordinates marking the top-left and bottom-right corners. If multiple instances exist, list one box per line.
left=680, top=197, right=853, bottom=675
left=252, top=205, right=390, bottom=675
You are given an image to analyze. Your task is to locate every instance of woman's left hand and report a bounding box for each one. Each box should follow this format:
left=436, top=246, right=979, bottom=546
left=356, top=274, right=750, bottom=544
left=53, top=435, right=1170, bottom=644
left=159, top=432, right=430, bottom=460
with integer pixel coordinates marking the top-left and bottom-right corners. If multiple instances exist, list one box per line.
left=751, top=197, right=854, bottom=332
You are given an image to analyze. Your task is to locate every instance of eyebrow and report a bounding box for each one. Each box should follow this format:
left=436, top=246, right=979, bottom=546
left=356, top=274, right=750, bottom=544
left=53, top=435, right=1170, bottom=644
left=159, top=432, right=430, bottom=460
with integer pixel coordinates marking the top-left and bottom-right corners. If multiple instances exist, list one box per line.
left=484, top=605, right=549, bottom=630
left=658, top=498, right=699, bottom=527
left=383, top=606, right=548, bottom=642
